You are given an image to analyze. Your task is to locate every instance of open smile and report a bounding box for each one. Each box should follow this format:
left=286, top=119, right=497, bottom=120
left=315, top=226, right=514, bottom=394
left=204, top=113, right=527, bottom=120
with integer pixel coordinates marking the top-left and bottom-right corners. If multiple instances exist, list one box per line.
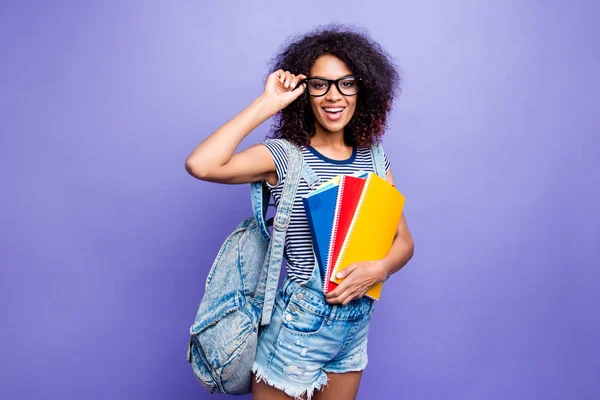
left=322, top=106, right=346, bottom=121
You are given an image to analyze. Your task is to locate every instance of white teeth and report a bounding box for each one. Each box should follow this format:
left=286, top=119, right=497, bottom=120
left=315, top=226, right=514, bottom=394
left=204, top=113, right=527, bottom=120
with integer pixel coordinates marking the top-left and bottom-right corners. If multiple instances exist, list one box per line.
left=324, top=107, right=344, bottom=112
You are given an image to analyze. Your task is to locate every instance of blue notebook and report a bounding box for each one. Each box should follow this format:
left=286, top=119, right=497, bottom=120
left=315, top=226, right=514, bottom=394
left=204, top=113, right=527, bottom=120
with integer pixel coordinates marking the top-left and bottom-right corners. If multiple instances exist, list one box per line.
left=302, top=183, right=340, bottom=284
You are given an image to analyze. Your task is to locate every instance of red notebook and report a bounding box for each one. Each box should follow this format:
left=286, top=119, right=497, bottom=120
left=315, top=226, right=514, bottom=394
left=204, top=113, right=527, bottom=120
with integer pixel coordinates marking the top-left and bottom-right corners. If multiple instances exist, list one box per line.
left=325, top=175, right=366, bottom=294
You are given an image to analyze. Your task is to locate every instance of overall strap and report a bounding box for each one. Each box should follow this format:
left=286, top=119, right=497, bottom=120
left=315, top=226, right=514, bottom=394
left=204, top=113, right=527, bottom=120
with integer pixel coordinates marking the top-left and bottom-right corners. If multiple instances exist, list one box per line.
left=252, top=139, right=304, bottom=326
left=301, top=157, right=322, bottom=189
left=370, top=142, right=387, bottom=179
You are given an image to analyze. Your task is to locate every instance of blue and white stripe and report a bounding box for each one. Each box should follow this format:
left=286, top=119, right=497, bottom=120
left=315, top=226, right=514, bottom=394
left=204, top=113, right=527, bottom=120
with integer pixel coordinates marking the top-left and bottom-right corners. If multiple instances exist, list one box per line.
left=263, top=138, right=391, bottom=284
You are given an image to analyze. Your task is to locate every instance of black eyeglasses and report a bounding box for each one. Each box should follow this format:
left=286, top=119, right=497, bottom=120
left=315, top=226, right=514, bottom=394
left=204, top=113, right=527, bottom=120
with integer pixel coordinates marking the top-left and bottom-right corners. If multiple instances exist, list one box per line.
left=299, top=76, right=361, bottom=97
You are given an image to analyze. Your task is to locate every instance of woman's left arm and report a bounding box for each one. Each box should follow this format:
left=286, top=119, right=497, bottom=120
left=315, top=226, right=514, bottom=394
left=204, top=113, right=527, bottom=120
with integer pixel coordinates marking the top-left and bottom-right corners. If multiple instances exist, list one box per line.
left=325, top=169, right=415, bottom=305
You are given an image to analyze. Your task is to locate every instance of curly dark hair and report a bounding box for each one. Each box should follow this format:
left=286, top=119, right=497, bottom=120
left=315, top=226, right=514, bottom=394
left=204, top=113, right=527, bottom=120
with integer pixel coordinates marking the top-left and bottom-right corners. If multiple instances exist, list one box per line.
left=266, top=24, right=401, bottom=148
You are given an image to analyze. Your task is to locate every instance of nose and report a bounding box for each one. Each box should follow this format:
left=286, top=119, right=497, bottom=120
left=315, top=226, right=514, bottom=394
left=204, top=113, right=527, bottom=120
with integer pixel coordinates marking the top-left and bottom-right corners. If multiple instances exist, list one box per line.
left=325, top=83, right=343, bottom=101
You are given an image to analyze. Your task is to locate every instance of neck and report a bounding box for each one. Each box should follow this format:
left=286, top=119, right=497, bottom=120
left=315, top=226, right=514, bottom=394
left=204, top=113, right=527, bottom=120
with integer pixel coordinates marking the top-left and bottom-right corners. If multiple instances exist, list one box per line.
left=310, top=126, right=346, bottom=148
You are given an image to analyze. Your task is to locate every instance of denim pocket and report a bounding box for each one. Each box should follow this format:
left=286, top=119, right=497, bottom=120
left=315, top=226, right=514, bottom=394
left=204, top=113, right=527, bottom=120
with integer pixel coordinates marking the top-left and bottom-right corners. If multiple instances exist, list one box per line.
left=280, top=298, right=326, bottom=335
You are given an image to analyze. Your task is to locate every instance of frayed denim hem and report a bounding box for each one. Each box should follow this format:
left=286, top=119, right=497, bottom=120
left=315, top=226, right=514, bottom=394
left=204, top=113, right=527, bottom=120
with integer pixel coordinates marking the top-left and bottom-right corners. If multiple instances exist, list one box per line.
left=322, top=358, right=369, bottom=375
left=252, top=361, right=329, bottom=400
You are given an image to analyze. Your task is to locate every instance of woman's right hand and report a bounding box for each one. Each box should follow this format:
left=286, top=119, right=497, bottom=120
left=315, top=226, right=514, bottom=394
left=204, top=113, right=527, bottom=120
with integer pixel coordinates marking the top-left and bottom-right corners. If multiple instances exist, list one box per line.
left=185, top=70, right=306, bottom=184
left=263, top=70, right=307, bottom=112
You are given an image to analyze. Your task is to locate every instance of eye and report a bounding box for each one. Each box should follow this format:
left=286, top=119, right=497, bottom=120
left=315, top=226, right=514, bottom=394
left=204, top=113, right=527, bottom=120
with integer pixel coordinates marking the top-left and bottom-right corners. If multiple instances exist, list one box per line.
left=310, top=82, right=326, bottom=89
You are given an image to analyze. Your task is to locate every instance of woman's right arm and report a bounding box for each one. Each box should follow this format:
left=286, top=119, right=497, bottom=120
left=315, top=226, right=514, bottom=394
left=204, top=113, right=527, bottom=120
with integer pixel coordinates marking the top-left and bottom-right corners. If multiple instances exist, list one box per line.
left=185, top=70, right=306, bottom=185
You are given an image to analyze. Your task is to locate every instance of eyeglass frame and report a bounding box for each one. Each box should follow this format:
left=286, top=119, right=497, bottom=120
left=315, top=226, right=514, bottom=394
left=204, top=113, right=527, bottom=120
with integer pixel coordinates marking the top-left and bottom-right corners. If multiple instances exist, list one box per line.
left=298, top=76, right=362, bottom=97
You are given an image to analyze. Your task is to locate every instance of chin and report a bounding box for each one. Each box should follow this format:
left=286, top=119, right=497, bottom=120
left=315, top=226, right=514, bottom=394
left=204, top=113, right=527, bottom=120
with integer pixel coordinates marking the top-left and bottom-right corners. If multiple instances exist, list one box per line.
left=317, top=118, right=349, bottom=133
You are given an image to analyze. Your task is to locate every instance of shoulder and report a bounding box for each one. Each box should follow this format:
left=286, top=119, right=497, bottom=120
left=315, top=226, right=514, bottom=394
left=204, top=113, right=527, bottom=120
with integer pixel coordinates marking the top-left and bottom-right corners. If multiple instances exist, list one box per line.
left=361, top=141, right=392, bottom=174
left=377, top=142, right=392, bottom=173
left=262, top=139, right=293, bottom=187
left=263, top=138, right=292, bottom=162
left=263, top=138, right=289, bottom=151
left=264, top=136, right=292, bottom=157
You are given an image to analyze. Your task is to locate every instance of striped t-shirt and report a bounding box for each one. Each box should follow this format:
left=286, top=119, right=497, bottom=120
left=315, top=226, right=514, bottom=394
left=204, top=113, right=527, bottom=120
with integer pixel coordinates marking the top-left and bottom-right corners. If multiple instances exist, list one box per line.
left=262, top=138, right=391, bottom=284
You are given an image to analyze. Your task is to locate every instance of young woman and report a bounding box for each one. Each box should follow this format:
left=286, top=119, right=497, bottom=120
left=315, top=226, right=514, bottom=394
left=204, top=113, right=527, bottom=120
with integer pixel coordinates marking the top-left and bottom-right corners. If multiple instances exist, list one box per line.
left=185, top=25, right=414, bottom=400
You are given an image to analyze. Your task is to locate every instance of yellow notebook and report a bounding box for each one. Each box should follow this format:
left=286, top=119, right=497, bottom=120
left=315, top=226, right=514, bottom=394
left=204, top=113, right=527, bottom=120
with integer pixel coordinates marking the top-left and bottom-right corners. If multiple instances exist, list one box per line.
left=330, top=172, right=405, bottom=300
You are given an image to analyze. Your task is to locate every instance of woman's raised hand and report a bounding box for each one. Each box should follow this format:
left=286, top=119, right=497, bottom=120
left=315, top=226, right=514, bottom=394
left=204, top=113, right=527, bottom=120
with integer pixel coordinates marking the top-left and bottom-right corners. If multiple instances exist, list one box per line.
left=263, top=70, right=307, bottom=112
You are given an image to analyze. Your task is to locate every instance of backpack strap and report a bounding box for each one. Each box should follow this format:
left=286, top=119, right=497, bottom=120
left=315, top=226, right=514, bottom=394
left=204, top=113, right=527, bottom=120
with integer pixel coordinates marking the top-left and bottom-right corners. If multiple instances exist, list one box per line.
left=370, top=142, right=387, bottom=179
left=250, top=180, right=272, bottom=243
left=250, top=140, right=321, bottom=240
left=262, top=155, right=321, bottom=229
left=251, top=139, right=304, bottom=326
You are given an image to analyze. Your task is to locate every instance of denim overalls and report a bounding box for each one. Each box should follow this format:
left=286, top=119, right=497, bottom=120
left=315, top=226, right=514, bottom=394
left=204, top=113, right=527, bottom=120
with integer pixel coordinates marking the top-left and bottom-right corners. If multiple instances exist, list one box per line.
left=251, top=141, right=388, bottom=399
left=251, top=261, right=374, bottom=400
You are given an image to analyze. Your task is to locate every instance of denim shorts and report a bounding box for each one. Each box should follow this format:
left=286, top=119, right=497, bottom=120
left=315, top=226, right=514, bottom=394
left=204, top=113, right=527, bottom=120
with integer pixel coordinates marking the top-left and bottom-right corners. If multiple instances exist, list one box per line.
left=251, top=270, right=374, bottom=400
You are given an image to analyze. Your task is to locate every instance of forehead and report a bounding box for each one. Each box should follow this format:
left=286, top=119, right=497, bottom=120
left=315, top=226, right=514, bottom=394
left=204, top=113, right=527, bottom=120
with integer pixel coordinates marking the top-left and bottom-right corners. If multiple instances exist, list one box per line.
left=310, top=54, right=353, bottom=78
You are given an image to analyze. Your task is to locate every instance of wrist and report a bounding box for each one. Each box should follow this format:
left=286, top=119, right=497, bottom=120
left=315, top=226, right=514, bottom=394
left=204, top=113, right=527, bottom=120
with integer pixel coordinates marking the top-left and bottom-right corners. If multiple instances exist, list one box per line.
left=373, top=259, right=391, bottom=283
left=254, top=93, right=281, bottom=118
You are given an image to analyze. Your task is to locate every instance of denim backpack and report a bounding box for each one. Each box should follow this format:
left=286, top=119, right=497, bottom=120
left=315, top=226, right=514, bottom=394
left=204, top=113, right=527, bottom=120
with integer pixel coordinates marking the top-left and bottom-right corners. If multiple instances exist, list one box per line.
left=186, top=139, right=388, bottom=395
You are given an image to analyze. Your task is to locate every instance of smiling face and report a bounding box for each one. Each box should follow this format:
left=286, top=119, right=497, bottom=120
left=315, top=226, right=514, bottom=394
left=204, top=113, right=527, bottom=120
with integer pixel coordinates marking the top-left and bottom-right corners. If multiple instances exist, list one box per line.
left=308, top=54, right=358, bottom=138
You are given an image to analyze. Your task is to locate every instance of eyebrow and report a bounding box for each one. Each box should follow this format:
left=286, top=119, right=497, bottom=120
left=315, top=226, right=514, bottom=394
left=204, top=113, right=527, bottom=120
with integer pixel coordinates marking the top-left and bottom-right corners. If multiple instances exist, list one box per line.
left=308, top=74, right=356, bottom=80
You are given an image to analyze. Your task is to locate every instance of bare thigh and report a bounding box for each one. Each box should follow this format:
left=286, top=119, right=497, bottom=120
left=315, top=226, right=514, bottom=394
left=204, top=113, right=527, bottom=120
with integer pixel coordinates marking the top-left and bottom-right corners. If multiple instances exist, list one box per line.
left=251, top=373, right=307, bottom=400
left=314, top=371, right=363, bottom=400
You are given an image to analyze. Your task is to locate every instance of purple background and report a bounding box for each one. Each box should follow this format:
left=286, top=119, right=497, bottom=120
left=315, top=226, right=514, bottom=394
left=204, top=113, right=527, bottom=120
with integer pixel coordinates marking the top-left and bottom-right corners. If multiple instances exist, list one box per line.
left=2, top=1, right=599, bottom=399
